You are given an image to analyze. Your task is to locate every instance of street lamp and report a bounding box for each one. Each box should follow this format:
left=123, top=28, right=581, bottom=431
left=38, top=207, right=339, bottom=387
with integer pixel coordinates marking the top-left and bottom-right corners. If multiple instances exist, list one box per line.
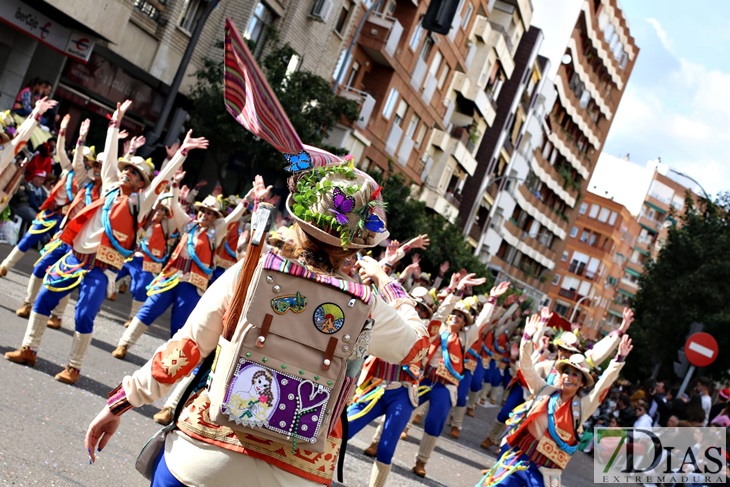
left=668, top=168, right=711, bottom=200
left=569, top=295, right=594, bottom=323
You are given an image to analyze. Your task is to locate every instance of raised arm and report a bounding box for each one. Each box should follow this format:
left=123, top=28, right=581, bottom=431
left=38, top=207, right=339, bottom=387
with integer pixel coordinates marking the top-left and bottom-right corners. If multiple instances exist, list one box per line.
left=167, top=177, right=190, bottom=234
left=581, top=335, right=631, bottom=420
left=100, top=101, right=130, bottom=191
left=466, top=280, right=509, bottom=349
left=519, top=313, right=549, bottom=394
left=56, top=115, right=72, bottom=171
left=72, top=119, right=92, bottom=183
left=138, top=130, right=208, bottom=222
left=586, top=307, right=633, bottom=367
left=1, top=98, right=57, bottom=173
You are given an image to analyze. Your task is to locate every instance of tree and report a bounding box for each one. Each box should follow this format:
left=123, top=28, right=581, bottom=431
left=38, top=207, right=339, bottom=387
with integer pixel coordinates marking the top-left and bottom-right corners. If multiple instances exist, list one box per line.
left=368, top=167, right=494, bottom=294
left=187, top=40, right=358, bottom=195
left=628, top=194, right=730, bottom=381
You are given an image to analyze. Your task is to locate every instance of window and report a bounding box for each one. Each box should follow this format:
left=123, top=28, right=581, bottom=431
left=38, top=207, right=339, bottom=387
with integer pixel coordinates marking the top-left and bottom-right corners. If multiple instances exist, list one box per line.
left=588, top=233, right=597, bottom=246
left=179, top=0, right=207, bottom=33
left=393, top=100, right=407, bottom=127
left=334, top=5, right=349, bottom=34
left=437, top=64, right=450, bottom=90
left=579, top=202, right=588, bottom=214
left=552, top=273, right=561, bottom=285
left=382, top=88, right=399, bottom=119
left=598, top=207, right=610, bottom=223
left=244, top=2, right=275, bottom=57
left=461, top=2, right=474, bottom=29
left=589, top=204, right=600, bottom=218
left=420, top=36, right=434, bottom=61
left=134, top=0, right=165, bottom=21
left=608, top=211, right=618, bottom=226
left=414, top=124, right=427, bottom=148
left=409, top=23, right=424, bottom=51
left=561, top=276, right=580, bottom=291
left=561, top=251, right=569, bottom=262
left=580, top=230, right=589, bottom=243
left=429, top=51, right=443, bottom=76
left=406, top=114, right=420, bottom=139
left=570, top=226, right=579, bottom=238
left=345, top=61, right=360, bottom=88
left=554, top=302, right=570, bottom=317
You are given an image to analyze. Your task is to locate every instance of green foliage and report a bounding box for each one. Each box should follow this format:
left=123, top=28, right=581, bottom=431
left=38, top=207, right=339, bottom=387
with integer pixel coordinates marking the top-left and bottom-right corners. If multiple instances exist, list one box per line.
left=187, top=39, right=358, bottom=187
left=368, top=168, right=494, bottom=294
left=628, top=193, right=730, bottom=381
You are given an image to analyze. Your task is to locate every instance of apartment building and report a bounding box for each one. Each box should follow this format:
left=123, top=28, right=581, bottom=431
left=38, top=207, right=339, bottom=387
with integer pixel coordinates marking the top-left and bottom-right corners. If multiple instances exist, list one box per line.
left=328, top=0, right=531, bottom=214
left=457, top=0, right=638, bottom=304
left=0, top=0, right=356, bottom=146
left=547, top=191, right=639, bottom=338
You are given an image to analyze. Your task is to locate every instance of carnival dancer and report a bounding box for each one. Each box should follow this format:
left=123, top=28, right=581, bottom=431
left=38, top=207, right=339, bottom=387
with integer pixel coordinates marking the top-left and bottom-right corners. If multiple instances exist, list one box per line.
left=0, top=97, right=57, bottom=214
left=480, top=307, right=634, bottom=452
left=110, top=178, right=268, bottom=360
left=5, top=100, right=205, bottom=385
left=477, top=299, right=522, bottom=408
left=14, top=117, right=104, bottom=329
left=476, top=314, right=633, bottom=487
left=348, top=276, right=480, bottom=487
left=411, top=281, right=510, bottom=478
left=85, top=161, right=431, bottom=487
left=210, top=195, right=247, bottom=283
left=1, top=115, right=81, bottom=275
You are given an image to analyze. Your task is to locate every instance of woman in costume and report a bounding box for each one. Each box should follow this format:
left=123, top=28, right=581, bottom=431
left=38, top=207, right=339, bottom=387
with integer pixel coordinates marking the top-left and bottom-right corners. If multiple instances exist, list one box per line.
left=477, top=313, right=633, bottom=487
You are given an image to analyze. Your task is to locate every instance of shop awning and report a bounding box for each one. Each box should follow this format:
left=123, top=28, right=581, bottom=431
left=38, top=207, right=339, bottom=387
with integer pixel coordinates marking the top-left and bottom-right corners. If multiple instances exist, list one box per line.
left=617, top=288, right=635, bottom=298
left=639, top=222, right=658, bottom=233
left=634, top=246, right=650, bottom=256
left=625, top=267, right=641, bottom=278
left=645, top=201, right=667, bottom=214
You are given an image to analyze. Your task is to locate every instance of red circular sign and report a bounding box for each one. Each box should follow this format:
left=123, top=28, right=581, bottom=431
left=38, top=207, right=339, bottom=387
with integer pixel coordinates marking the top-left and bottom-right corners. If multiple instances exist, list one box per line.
left=684, top=332, right=719, bottom=368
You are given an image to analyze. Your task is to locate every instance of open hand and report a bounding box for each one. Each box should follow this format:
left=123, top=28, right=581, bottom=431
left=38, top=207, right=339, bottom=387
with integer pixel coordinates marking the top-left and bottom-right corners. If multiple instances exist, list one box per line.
left=165, top=142, right=180, bottom=160
left=34, top=97, right=57, bottom=115
left=181, top=130, right=209, bottom=152
left=384, top=240, right=400, bottom=265
left=60, top=114, right=70, bottom=131
left=245, top=175, right=272, bottom=202
left=619, top=308, right=634, bottom=333
left=489, top=280, right=510, bottom=298
left=408, top=234, right=430, bottom=250
left=439, top=261, right=450, bottom=276
left=79, top=119, right=90, bottom=140
left=618, top=334, right=633, bottom=357
left=458, top=273, right=487, bottom=291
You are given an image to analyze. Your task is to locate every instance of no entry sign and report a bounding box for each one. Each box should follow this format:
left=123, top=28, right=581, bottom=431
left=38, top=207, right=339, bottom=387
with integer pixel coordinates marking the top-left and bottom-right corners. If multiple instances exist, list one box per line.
left=684, top=332, right=719, bottom=368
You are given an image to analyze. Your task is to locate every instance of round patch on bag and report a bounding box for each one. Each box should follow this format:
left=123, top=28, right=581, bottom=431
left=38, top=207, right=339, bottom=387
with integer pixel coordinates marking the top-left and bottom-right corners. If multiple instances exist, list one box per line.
left=313, top=303, right=344, bottom=334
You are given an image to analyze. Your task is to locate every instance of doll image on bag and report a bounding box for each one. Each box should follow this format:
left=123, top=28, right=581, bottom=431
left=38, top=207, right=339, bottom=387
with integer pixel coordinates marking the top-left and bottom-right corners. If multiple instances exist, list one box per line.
left=227, top=367, right=277, bottom=426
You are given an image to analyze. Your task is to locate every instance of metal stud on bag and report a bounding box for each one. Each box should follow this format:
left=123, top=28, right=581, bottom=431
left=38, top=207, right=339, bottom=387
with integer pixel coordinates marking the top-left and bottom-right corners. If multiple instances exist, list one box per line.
left=273, top=285, right=281, bottom=293
left=342, top=334, right=351, bottom=343
left=266, top=275, right=274, bottom=283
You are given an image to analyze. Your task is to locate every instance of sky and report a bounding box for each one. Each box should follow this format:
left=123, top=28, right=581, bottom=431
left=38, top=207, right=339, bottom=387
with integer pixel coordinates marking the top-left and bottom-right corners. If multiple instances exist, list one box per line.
left=531, top=0, right=730, bottom=198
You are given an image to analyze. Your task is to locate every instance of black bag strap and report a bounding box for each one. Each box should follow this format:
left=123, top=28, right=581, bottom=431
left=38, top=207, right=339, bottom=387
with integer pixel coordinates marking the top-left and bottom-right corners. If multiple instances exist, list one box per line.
left=337, top=407, right=348, bottom=483
left=171, top=351, right=217, bottom=424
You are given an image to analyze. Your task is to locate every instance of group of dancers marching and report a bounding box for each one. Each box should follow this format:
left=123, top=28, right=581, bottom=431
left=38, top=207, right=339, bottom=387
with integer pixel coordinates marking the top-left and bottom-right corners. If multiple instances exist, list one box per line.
left=0, top=98, right=636, bottom=487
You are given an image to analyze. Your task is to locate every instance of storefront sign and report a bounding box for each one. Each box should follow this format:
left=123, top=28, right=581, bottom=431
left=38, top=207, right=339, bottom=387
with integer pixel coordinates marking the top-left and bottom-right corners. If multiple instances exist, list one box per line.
left=0, top=0, right=96, bottom=62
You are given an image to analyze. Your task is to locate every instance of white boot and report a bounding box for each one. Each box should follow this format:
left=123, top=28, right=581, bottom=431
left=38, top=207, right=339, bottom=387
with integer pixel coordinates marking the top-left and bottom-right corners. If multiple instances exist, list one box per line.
left=22, top=311, right=50, bottom=350
left=369, top=461, right=392, bottom=487
left=450, top=406, right=467, bottom=431
left=413, top=433, right=439, bottom=477
left=489, top=385, right=504, bottom=405
left=112, top=317, right=147, bottom=359
left=68, top=332, right=93, bottom=370
left=370, top=420, right=384, bottom=444
left=466, top=389, right=481, bottom=409
left=0, top=246, right=26, bottom=273
left=23, top=274, right=43, bottom=304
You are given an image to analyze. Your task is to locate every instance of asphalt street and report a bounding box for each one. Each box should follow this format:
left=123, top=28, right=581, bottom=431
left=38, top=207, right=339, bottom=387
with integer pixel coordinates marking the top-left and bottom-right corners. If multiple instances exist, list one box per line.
left=0, top=244, right=602, bottom=486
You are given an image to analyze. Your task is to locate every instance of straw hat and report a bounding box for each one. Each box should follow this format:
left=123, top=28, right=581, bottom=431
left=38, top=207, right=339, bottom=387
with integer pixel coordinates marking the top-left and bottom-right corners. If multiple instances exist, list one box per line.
left=555, top=354, right=594, bottom=387
left=153, top=191, right=174, bottom=217
left=554, top=331, right=581, bottom=354
left=286, top=162, right=388, bottom=249
left=451, top=301, right=473, bottom=327
left=411, top=286, right=435, bottom=319
left=193, top=194, right=225, bottom=218
left=118, top=155, right=154, bottom=187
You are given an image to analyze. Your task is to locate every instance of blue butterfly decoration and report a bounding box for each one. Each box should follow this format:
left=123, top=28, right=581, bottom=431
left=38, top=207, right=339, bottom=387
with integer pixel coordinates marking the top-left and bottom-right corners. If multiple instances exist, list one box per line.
left=284, top=151, right=312, bottom=172
left=364, top=213, right=386, bottom=233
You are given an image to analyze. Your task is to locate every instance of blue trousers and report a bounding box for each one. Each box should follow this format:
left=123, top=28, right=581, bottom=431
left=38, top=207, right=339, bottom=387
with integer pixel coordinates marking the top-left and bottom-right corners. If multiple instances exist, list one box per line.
left=497, top=385, right=526, bottom=423
left=33, top=254, right=110, bottom=333
left=32, top=241, right=70, bottom=278
left=151, top=451, right=185, bottom=487
left=210, top=266, right=226, bottom=284
left=457, top=369, right=473, bottom=407
left=347, top=386, right=413, bottom=465
left=418, top=379, right=454, bottom=437
left=136, top=281, right=201, bottom=336
left=17, top=213, right=61, bottom=252
left=470, top=359, right=486, bottom=393
left=484, top=359, right=496, bottom=386
left=476, top=443, right=544, bottom=487
left=115, top=256, right=154, bottom=302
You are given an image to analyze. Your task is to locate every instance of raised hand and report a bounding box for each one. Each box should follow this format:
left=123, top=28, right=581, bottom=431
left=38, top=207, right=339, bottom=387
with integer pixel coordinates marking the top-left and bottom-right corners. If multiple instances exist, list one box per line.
left=439, top=261, right=450, bottom=276
left=245, top=175, right=273, bottom=202
left=60, top=114, right=70, bottom=131
left=130, top=135, right=146, bottom=153
left=524, top=313, right=541, bottom=337
left=503, top=294, right=517, bottom=307
left=165, top=141, right=180, bottom=160
left=118, top=129, right=129, bottom=140
left=619, top=307, right=634, bottom=334
left=408, top=234, right=430, bottom=250
left=458, top=272, right=487, bottom=291
left=489, top=280, right=511, bottom=298
left=181, top=130, right=209, bottom=152
left=384, top=239, right=400, bottom=265
left=540, top=306, right=553, bottom=321
left=173, top=169, right=186, bottom=185
left=356, top=256, right=390, bottom=288
left=411, top=253, right=421, bottom=266
left=79, top=119, right=91, bottom=140
left=118, top=99, right=132, bottom=117
left=618, top=334, right=633, bottom=357
left=34, top=97, right=57, bottom=115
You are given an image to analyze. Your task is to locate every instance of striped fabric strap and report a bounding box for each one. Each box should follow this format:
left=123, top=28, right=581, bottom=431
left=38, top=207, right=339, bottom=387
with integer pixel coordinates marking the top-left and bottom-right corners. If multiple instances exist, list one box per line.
left=262, top=251, right=372, bottom=303
left=223, top=18, right=341, bottom=170
left=379, top=280, right=409, bottom=303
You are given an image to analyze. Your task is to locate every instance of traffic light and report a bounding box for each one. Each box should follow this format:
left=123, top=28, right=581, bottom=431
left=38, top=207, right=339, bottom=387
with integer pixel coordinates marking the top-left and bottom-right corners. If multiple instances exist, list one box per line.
left=422, top=0, right=460, bottom=35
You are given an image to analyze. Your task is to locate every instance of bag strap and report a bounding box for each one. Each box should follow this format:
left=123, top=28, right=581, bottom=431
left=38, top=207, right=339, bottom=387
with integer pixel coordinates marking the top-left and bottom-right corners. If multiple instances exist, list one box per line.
left=171, top=351, right=217, bottom=426
left=222, top=202, right=273, bottom=341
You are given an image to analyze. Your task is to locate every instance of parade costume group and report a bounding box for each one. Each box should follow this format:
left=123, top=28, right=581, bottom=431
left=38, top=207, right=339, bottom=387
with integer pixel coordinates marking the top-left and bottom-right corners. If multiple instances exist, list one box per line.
left=0, top=19, right=639, bottom=487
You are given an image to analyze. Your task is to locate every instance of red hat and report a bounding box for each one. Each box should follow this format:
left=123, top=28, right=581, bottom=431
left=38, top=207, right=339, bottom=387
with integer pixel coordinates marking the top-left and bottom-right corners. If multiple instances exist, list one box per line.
left=32, top=170, right=47, bottom=179
left=719, top=387, right=730, bottom=400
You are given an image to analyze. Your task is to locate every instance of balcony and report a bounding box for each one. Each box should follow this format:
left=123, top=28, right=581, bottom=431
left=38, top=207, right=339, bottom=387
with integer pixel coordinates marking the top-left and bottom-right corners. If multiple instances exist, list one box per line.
left=339, top=87, right=376, bottom=130
left=531, top=148, right=578, bottom=207
left=558, top=288, right=586, bottom=303
left=451, top=72, right=497, bottom=125
left=418, top=185, right=460, bottom=224
left=568, top=34, right=612, bottom=118
left=579, top=5, right=624, bottom=89
left=554, top=74, right=601, bottom=149
left=502, top=218, right=558, bottom=267
left=547, top=124, right=590, bottom=179
left=638, top=213, right=661, bottom=233
left=645, top=194, right=670, bottom=214
left=430, top=128, right=478, bottom=176
left=515, top=184, right=569, bottom=238
left=488, top=24, right=515, bottom=78
left=470, top=14, right=492, bottom=43
left=489, top=255, right=543, bottom=290
left=358, top=13, right=403, bottom=67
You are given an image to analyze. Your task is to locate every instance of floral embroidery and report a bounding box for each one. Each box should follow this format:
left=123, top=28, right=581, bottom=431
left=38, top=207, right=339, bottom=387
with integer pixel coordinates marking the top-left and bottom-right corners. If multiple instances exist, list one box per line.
left=152, top=338, right=201, bottom=384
